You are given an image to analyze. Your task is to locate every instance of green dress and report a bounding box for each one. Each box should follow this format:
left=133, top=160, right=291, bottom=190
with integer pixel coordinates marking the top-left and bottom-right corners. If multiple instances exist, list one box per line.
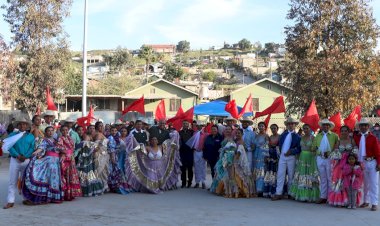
left=289, top=135, right=320, bottom=202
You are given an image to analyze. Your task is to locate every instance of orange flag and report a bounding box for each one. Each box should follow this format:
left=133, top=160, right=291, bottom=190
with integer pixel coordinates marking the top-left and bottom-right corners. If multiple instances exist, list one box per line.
left=122, top=96, right=145, bottom=115
left=167, top=107, right=194, bottom=131
left=46, top=87, right=58, bottom=111
left=155, top=100, right=166, bottom=121
left=77, top=105, right=97, bottom=127
left=300, top=99, right=320, bottom=132
left=238, top=94, right=253, bottom=118
left=344, top=106, right=361, bottom=130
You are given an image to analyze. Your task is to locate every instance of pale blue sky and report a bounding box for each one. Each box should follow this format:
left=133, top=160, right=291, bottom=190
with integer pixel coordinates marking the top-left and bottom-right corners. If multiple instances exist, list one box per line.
left=1, top=0, right=380, bottom=51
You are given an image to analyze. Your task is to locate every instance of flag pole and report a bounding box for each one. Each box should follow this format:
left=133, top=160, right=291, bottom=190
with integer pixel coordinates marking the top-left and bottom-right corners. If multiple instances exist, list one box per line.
left=81, top=0, right=88, bottom=116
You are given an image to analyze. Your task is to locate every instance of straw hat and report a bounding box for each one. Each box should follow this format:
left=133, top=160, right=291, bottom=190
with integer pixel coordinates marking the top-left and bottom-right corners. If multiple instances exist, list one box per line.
left=357, top=118, right=370, bottom=126
left=224, top=116, right=238, bottom=124
left=42, top=110, right=56, bottom=117
left=284, top=117, right=299, bottom=125
left=318, top=118, right=335, bottom=130
left=14, top=116, right=31, bottom=127
left=62, top=117, right=76, bottom=124
left=239, top=117, right=254, bottom=125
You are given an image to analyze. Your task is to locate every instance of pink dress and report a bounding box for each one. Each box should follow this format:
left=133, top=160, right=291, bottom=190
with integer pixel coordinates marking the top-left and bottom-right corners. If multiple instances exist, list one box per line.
left=342, top=164, right=363, bottom=205
left=328, top=143, right=352, bottom=206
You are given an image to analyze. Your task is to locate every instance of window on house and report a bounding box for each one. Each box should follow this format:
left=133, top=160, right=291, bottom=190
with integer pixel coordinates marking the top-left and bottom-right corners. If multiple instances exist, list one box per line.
left=90, top=98, right=111, bottom=110
left=267, top=84, right=272, bottom=90
left=169, top=99, right=181, bottom=111
left=252, top=98, right=259, bottom=111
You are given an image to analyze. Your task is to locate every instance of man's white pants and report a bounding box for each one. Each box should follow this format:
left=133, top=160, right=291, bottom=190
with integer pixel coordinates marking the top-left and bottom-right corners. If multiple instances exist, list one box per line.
left=363, top=160, right=379, bottom=205
left=7, top=157, right=30, bottom=203
left=317, top=156, right=331, bottom=199
left=194, top=151, right=206, bottom=183
left=246, top=151, right=253, bottom=171
left=275, top=155, right=296, bottom=195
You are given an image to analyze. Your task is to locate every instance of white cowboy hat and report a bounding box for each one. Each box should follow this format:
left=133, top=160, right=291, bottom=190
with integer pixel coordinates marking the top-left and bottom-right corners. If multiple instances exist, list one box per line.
left=42, top=110, right=56, bottom=117
left=284, top=117, right=299, bottom=125
left=239, top=117, right=254, bottom=125
left=318, top=118, right=335, bottom=129
left=61, top=117, right=76, bottom=124
left=224, top=116, right=238, bottom=124
left=14, top=116, right=31, bottom=127
left=357, top=118, right=370, bottom=126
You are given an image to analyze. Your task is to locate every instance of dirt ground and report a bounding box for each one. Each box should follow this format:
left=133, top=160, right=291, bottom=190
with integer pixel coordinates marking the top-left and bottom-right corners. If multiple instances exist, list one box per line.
left=0, top=157, right=379, bottom=226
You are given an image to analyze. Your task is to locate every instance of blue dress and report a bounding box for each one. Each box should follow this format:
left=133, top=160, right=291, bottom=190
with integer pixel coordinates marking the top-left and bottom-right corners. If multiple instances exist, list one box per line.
left=22, top=138, right=63, bottom=204
left=253, top=134, right=269, bottom=193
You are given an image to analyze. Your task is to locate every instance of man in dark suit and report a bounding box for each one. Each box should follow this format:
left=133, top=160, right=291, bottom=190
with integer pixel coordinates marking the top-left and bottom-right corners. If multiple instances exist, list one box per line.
left=179, top=120, right=194, bottom=188
left=131, top=120, right=148, bottom=145
left=272, top=117, right=301, bottom=201
left=148, top=119, right=170, bottom=145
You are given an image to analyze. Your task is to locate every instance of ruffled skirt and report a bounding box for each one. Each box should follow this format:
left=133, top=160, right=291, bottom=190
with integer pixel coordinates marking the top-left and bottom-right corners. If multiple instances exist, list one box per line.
left=22, top=156, right=63, bottom=204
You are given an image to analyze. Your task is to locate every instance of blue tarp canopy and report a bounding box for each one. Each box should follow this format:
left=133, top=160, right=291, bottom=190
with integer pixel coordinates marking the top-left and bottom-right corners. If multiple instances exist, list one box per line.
left=194, top=100, right=253, bottom=117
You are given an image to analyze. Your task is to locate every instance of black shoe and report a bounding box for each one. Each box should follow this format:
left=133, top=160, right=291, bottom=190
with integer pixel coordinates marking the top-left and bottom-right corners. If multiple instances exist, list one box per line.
left=201, top=183, right=206, bottom=189
left=181, top=183, right=186, bottom=188
left=187, top=183, right=192, bottom=188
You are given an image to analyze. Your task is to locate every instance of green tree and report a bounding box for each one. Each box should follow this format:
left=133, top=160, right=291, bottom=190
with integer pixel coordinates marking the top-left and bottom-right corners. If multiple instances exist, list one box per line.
left=176, top=40, right=190, bottom=53
left=138, top=45, right=156, bottom=83
left=2, top=0, right=72, bottom=114
left=238, top=38, right=252, bottom=50
left=88, top=76, right=141, bottom=95
left=201, top=71, right=218, bottom=82
left=63, top=62, right=82, bottom=95
left=280, top=0, right=380, bottom=118
left=163, top=62, right=184, bottom=81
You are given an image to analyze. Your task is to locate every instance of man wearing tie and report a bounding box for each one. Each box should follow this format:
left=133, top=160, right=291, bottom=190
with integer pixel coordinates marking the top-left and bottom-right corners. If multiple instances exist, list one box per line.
left=3, top=117, right=35, bottom=209
left=353, top=119, right=380, bottom=211
left=312, top=119, right=339, bottom=204
left=272, top=117, right=301, bottom=201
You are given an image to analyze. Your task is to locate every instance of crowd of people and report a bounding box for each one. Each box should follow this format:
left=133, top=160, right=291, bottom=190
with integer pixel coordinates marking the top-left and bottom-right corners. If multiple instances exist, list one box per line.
left=1, top=109, right=380, bottom=212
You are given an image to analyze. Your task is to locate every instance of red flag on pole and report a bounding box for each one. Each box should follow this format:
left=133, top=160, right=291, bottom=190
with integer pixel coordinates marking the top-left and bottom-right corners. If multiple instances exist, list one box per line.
left=122, top=96, right=145, bottom=115
left=329, top=112, right=342, bottom=135
left=300, top=99, right=320, bottom=132
left=225, top=99, right=239, bottom=119
left=77, top=105, right=97, bottom=127
left=155, top=99, right=166, bottom=121
left=254, top=96, right=285, bottom=118
left=46, top=87, right=58, bottom=111
left=344, top=105, right=362, bottom=130
left=238, top=94, right=253, bottom=118
left=167, top=107, right=194, bottom=131
left=264, top=114, right=271, bottom=129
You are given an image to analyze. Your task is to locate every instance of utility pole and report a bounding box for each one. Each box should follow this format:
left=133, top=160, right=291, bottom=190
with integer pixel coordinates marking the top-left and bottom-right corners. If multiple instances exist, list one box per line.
left=81, top=0, right=88, bottom=116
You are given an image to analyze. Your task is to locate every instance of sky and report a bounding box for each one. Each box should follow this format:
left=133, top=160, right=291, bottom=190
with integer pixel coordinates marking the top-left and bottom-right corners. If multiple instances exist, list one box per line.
left=1, top=0, right=380, bottom=51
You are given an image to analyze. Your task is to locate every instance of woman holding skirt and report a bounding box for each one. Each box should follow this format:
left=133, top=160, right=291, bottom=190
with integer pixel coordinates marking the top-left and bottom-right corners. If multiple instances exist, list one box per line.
left=22, top=126, right=63, bottom=205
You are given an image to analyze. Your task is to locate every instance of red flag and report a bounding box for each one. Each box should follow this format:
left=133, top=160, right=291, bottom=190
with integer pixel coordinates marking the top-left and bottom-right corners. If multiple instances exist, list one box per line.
left=329, top=112, right=342, bottom=135
left=35, top=106, right=41, bottom=116
left=377, top=109, right=380, bottom=117
left=122, top=96, right=145, bottom=115
left=155, top=100, right=166, bottom=121
left=225, top=99, right=239, bottom=119
left=167, top=107, right=194, bottom=131
left=344, top=105, right=361, bottom=130
left=254, top=96, right=285, bottom=118
left=77, top=105, right=97, bottom=127
left=46, top=87, right=58, bottom=111
left=300, top=99, right=320, bottom=132
left=238, top=94, right=253, bottom=118
left=264, top=114, right=271, bottom=129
